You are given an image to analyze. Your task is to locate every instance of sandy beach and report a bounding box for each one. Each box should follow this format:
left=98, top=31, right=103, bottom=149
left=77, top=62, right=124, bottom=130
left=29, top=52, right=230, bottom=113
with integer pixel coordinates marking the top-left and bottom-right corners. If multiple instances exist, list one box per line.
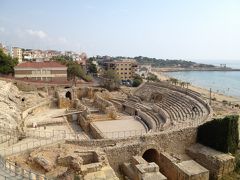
left=152, top=71, right=240, bottom=104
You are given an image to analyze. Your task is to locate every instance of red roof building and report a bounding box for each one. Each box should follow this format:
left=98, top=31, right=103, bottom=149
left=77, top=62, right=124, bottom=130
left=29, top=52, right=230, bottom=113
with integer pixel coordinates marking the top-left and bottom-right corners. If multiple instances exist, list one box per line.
left=14, top=61, right=67, bottom=82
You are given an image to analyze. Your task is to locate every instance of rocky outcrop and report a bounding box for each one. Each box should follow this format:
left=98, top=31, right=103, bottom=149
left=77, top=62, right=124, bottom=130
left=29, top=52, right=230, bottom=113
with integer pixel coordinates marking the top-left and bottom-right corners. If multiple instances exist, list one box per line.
left=57, top=153, right=83, bottom=171
left=33, top=156, right=54, bottom=172
left=0, top=80, right=21, bottom=130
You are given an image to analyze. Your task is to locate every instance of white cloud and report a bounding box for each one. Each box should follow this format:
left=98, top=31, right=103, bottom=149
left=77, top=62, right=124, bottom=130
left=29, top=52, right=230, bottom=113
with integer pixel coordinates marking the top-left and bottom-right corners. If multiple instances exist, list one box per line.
left=26, top=29, right=47, bottom=39
left=0, top=27, right=5, bottom=33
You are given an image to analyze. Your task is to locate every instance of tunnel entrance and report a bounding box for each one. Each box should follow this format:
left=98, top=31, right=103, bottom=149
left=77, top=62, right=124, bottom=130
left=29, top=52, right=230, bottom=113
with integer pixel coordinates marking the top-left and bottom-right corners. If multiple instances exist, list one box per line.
left=142, top=149, right=160, bottom=166
left=65, top=91, right=72, bottom=100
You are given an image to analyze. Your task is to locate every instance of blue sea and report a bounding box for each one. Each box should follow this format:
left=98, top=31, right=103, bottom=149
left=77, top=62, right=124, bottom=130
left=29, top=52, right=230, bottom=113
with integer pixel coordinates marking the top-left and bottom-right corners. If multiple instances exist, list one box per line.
left=166, top=64, right=240, bottom=98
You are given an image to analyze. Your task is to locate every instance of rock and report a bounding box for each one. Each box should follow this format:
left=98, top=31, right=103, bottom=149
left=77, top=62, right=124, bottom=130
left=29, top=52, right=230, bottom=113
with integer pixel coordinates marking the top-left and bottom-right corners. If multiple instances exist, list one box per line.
left=0, top=81, right=21, bottom=129
left=34, top=156, right=54, bottom=172
left=38, top=92, right=47, bottom=98
left=57, top=153, right=83, bottom=169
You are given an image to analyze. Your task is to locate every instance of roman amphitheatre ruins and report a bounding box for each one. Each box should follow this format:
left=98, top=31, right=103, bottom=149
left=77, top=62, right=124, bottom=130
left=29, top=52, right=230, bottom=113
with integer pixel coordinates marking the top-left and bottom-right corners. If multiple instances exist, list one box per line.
left=0, top=79, right=236, bottom=180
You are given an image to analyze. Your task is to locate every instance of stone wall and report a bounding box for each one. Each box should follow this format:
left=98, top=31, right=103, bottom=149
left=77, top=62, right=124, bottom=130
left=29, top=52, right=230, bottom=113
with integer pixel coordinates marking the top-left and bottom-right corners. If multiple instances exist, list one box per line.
left=78, top=114, right=90, bottom=133
left=186, top=143, right=235, bottom=180
left=66, top=127, right=198, bottom=173
left=159, top=152, right=179, bottom=180
left=89, top=123, right=105, bottom=139
left=58, top=97, right=73, bottom=109
left=159, top=152, right=209, bottom=180
left=94, top=91, right=117, bottom=119
left=124, top=105, right=136, bottom=115
left=137, top=110, right=157, bottom=131
left=21, top=100, right=51, bottom=120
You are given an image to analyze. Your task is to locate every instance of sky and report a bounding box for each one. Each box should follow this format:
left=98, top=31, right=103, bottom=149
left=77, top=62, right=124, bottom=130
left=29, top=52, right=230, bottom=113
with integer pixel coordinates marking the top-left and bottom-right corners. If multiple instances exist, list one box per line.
left=0, top=0, right=240, bottom=63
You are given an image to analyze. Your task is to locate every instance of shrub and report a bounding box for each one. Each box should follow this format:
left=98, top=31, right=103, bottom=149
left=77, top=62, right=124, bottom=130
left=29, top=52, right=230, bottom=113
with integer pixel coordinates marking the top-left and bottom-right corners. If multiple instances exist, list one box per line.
left=212, top=97, right=217, bottom=101
left=197, top=115, right=239, bottom=153
left=132, top=75, right=143, bottom=87
left=132, top=79, right=142, bottom=87
left=82, top=75, right=92, bottom=82
left=222, top=100, right=228, bottom=105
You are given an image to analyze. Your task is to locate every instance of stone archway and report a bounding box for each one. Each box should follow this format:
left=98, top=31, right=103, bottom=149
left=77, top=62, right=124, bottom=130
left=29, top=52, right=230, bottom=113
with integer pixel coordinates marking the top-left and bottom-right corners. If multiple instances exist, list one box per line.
left=65, top=91, right=72, bottom=100
left=142, top=148, right=160, bottom=167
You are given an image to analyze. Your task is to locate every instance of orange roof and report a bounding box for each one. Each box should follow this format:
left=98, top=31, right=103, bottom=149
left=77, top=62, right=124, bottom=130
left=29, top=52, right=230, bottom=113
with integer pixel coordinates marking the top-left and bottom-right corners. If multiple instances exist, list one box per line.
left=15, top=61, right=66, bottom=68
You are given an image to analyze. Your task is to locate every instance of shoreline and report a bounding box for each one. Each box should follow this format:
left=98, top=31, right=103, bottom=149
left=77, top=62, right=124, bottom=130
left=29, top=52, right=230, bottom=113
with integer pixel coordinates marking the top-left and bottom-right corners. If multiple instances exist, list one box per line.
left=152, top=67, right=240, bottom=72
left=152, top=71, right=240, bottom=104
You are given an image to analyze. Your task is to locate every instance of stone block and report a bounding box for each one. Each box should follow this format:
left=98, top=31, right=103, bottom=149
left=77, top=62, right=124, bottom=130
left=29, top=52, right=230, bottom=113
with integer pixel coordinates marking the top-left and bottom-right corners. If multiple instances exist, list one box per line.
left=186, top=143, right=235, bottom=179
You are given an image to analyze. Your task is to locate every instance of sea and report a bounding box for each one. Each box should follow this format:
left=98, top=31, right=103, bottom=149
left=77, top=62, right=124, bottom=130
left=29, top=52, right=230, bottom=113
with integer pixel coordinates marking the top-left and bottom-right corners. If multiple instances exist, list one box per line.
left=166, top=63, right=240, bottom=98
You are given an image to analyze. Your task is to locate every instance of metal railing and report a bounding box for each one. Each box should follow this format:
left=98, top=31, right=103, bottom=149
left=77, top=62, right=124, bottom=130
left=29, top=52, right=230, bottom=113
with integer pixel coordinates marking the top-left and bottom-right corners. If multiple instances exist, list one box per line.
left=0, top=155, right=47, bottom=180
left=0, top=137, right=65, bottom=179
left=25, top=129, right=88, bottom=140
left=0, top=137, right=64, bottom=157
left=102, top=129, right=146, bottom=139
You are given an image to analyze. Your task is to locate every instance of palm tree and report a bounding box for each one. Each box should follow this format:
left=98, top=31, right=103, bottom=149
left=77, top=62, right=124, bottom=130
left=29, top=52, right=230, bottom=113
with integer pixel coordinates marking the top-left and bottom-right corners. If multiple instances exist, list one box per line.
left=186, top=82, right=191, bottom=89
left=172, top=78, right=179, bottom=86
left=180, top=81, right=186, bottom=88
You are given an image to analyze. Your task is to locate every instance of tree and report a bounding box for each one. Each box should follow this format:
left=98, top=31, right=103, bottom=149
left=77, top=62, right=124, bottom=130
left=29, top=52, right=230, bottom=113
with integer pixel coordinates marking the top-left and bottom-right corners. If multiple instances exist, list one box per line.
left=147, top=73, right=160, bottom=82
left=132, top=74, right=143, bottom=87
left=0, top=49, right=18, bottom=75
left=103, top=69, right=120, bottom=81
left=186, top=82, right=190, bottom=89
left=88, top=62, right=97, bottom=74
left=169, top=78, right=178, bottom=86
left=197, top=115, right=239, bottom=153
left=101, top=69, right=120, bottom=90
left=51, top=55, right=92, bottom=83
left=180, top=81, right=186, bottom=88
left=51, top=55, right=73, bottom=64
left=68, top=64, right=92, bottom=85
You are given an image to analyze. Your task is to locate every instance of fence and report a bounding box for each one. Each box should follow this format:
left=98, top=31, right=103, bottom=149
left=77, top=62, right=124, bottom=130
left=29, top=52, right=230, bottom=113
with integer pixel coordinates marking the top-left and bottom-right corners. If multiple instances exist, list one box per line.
left=25, top=129, right=88, bottom=140
left=0, top=135, right=11, bottom=144
left=0, top=137, right=65, bottom=179
left=163, top=115, right=209, bottom=132
left=0, top=154, right=47, bottom=180
left=0, top=126, right=18, bottom=137
left=103, top=129, right=146, bottom=139
left=0, top=137, right=65, bottom=157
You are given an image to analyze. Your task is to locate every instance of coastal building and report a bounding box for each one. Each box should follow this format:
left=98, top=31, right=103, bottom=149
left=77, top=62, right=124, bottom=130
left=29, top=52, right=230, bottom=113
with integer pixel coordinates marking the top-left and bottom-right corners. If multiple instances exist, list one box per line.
left=12, top=47, right=23, bottom=63
left=14, top=61, right=67, bottom=82
left=136, top=65, right=152, bottom=78
left=22, top=49, right=61, bottom=62
left=104, top=59, right=138, bottom=80
left=0, top=43, right=9, bottom=55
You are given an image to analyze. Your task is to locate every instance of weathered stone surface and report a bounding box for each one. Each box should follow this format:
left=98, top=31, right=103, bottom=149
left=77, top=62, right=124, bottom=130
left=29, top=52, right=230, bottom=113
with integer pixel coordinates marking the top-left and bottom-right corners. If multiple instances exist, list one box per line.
left=33, top=156, right=54, bottom=172
left=57, top=153, right=83, bottom=169
left=186, top=143, right=235, bottom=180
left=0, top=80, right=21, bottom=129
left=122, top=156, right=167, bottom=180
